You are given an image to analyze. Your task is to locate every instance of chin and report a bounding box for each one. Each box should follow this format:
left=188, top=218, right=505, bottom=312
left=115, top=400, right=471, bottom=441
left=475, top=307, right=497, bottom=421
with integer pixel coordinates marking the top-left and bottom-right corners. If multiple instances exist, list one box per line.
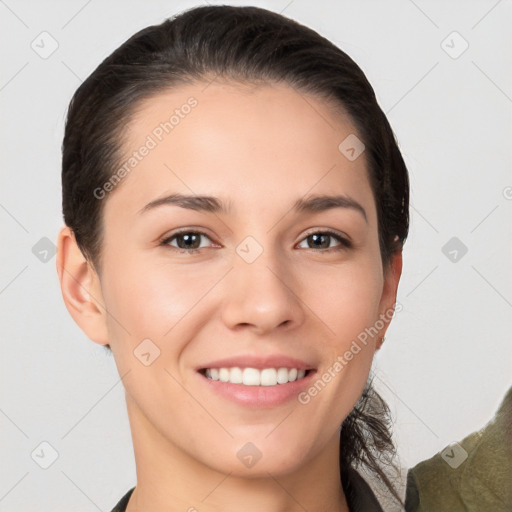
left=214, top=456, right=305, bottom=479
left=201, top=438, right=310, bottom=479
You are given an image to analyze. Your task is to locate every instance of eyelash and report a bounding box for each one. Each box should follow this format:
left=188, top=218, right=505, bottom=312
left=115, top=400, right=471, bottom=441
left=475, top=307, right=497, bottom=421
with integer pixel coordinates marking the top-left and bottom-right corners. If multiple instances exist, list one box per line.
left=159, top=229, right=352, bottom=254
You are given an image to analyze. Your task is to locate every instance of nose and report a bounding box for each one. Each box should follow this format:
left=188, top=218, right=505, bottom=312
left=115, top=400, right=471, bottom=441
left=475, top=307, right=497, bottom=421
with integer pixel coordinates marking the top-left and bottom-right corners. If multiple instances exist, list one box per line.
left=220, top=244, right=305, bottom=335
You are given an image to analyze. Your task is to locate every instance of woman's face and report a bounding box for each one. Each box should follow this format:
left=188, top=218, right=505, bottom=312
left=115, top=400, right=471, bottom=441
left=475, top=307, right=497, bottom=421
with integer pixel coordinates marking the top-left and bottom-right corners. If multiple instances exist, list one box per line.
left=87, top=80, right=400, bottom=477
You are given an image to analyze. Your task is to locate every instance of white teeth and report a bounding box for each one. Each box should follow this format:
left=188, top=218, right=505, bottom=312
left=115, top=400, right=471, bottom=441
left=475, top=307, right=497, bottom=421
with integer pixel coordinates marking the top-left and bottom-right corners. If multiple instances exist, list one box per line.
left=276, top=367, right=289, bottom=384
left=204, top=367, right=309, bottom=386
left=243, top=368, right=261, bottom=386
left=230, top=367, right=243, bottom=384
left=260, top=368, right=277, bottom=386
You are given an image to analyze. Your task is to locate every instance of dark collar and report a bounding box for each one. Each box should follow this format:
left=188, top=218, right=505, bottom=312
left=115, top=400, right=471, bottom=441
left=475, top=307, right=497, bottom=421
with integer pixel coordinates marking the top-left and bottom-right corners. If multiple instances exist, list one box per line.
left=110, top=486, right=134, bottom=512
left=343, top=467, right=385, bottom=512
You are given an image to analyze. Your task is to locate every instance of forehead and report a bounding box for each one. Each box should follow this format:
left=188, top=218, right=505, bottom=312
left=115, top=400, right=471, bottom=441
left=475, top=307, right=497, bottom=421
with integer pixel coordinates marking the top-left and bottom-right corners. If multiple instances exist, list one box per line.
left=104, top=80, right=375, bottom=222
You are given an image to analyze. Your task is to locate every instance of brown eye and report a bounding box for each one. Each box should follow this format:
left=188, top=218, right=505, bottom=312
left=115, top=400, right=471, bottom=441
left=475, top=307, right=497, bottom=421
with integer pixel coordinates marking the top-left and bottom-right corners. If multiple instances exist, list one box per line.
left=161, top=231, right=212, bottom=252
left=298, top=230, right=351, bottom=251
left=307, top=233, right=332, bottom=249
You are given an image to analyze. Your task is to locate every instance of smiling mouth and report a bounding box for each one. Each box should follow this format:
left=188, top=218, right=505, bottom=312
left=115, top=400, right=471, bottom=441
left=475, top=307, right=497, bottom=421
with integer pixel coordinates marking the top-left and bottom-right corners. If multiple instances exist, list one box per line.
left=198, top=367, right=313, bottom=386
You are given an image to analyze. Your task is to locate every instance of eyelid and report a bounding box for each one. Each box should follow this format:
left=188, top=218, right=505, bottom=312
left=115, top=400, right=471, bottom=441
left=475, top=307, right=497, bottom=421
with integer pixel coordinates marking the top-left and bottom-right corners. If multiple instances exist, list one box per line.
left=300, top=227, right=351, bottom=243
left=160, top=228, right=218, bottom=248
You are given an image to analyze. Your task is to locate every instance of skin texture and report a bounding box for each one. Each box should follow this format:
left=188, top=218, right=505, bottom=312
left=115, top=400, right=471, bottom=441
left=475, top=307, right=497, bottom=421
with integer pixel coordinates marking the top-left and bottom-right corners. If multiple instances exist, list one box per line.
left=57, top=80, right=402, bottom=512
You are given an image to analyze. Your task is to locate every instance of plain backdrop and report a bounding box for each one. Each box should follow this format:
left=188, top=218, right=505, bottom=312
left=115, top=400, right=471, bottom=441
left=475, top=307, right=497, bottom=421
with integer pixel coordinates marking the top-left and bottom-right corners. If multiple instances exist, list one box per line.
left=1, top=0, right=511, bottom=510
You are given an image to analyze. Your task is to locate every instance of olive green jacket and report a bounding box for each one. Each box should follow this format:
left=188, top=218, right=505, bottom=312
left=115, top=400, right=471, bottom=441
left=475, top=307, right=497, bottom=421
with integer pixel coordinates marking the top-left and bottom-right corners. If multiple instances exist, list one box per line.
left=405, top=385, right=512, bottom=512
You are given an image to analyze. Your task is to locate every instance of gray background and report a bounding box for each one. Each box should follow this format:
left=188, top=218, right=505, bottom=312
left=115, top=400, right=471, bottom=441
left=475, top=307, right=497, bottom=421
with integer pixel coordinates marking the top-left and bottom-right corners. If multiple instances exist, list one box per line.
left=1, top=0, right=511, bottom=510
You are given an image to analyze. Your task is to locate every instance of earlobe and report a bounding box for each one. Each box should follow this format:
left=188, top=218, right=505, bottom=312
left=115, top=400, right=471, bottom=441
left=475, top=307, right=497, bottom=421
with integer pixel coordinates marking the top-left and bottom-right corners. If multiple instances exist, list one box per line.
left=376, top=336, right=386, bottom=351
left=56, top=226, right=109, bottom=346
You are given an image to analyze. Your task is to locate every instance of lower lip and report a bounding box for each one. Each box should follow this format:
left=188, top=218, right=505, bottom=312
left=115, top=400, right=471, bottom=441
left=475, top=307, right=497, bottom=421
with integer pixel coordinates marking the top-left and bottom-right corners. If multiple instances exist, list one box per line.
left=197, top=370, right=317, bottom=408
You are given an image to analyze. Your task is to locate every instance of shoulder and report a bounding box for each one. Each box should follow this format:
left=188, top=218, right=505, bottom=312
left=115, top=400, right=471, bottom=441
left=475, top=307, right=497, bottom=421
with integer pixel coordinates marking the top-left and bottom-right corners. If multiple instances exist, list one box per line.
left=405, top=385, right=512, bottom=512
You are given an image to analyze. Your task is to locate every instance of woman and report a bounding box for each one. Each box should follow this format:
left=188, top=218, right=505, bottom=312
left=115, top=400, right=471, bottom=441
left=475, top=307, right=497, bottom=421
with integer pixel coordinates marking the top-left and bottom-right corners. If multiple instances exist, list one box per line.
left=56, top=5, right=409, bottom=511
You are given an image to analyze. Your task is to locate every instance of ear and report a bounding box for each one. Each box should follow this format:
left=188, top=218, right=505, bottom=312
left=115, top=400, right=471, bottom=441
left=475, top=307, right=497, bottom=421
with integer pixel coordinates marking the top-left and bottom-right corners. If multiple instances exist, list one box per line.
left=375, top=250, right=403, bottom=350
left=56, top=225, right=109, bottom=346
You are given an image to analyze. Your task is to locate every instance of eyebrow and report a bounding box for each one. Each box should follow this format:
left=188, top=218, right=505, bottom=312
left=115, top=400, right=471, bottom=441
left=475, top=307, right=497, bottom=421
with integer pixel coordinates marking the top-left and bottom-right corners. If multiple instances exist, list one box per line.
left=138, top=193, right=367, bottom=222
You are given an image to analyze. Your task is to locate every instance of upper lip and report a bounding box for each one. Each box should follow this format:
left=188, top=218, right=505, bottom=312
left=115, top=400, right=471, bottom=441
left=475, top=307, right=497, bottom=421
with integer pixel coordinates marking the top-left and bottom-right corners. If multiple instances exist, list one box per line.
left=197, top=355, right=316, bottom=371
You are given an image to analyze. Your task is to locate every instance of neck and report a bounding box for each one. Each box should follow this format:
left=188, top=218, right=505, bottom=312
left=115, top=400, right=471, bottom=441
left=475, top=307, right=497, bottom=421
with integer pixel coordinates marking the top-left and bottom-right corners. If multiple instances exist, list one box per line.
left=124, top=394, right=349, bottom=512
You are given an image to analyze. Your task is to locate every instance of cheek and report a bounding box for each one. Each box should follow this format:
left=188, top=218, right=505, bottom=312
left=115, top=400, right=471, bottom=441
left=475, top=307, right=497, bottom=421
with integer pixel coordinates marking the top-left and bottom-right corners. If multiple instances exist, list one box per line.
left=300, top=267, right=382, bottom=424
left=310, top=257, right=383, bottom=340
left=101, top=245, right=383, bottom=356
left=101, top=253, right=220, bottom=341
left=304, top=256, right=383, bottom=398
